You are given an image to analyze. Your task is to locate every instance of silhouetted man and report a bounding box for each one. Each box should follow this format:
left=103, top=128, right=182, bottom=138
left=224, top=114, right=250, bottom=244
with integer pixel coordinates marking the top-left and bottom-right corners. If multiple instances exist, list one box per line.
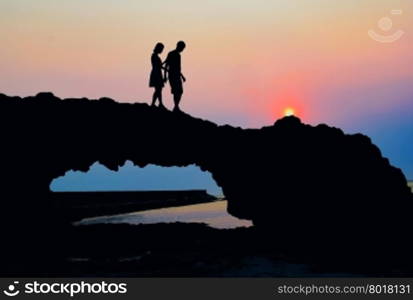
left=164, top=41, right=186, bottom=112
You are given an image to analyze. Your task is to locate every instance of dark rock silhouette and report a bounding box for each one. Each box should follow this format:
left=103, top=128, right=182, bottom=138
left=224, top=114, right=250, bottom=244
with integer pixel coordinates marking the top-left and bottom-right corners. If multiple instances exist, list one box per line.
left=0, top=92, right=412, bottom=275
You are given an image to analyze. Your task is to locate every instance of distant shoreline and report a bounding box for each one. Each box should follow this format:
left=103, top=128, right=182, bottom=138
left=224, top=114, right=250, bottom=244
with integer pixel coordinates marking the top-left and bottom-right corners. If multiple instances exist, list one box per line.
left=53, top=190, right=217, bottom=221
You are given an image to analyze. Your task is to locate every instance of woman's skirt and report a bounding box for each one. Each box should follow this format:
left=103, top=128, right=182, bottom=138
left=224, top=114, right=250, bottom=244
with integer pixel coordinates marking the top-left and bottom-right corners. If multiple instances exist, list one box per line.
left=149, top=70, right=164, bottom=88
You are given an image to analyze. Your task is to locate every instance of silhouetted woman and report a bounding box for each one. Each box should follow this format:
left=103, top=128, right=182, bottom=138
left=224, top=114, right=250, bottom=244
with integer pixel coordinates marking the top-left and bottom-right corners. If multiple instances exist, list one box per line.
left=149, top=42, right=165, bottom=107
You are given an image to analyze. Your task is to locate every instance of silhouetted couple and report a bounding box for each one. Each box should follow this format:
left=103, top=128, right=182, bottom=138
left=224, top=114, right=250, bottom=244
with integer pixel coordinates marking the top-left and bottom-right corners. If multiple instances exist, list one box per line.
left=150, top=41, right=186, bottom=112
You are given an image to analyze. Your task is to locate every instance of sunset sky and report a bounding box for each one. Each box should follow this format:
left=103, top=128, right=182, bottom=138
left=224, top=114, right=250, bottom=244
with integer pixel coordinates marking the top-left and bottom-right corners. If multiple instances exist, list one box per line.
left=1, top=0, right=412, bottom=188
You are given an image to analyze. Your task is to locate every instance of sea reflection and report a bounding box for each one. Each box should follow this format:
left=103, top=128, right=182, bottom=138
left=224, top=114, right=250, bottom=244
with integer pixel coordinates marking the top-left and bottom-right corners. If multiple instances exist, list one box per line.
left=78, top=200, right=252, bottom=229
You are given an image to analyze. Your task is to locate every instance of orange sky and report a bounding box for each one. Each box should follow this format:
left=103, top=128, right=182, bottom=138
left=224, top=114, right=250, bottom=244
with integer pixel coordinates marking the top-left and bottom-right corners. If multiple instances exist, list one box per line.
left=1, top=1, right=411, bottom=125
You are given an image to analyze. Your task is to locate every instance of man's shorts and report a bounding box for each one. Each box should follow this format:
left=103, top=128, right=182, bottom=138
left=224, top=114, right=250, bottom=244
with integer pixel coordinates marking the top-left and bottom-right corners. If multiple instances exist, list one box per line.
left=169, top=75, right=183, bottom=95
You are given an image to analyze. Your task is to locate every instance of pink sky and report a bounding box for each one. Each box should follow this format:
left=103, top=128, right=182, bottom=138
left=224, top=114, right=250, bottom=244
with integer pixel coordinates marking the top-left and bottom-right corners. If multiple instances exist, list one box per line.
left=1, top=0, right=411, bottom=126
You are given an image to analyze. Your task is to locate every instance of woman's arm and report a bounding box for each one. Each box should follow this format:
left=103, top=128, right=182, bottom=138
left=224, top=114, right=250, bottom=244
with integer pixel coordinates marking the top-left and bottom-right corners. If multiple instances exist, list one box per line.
left=163, top=62, right=169, bottom=82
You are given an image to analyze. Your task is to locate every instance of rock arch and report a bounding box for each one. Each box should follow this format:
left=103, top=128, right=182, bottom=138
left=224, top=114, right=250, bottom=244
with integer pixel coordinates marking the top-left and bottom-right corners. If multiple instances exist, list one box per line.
left=1, top=92, right=412, bottom=259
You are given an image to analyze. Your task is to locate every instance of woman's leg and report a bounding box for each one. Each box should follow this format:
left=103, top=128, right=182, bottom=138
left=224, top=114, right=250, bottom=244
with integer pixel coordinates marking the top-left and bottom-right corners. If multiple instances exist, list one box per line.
left=156, top=87, right=164, bottom=107
left=151, top=88, right=158, bottom=106
left=151, top=87, right=163, bottom=106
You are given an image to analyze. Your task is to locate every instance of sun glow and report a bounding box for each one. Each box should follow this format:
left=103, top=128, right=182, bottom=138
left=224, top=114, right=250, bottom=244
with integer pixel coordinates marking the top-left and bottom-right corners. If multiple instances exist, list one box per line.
left=284, top=107, right=295, bottom=117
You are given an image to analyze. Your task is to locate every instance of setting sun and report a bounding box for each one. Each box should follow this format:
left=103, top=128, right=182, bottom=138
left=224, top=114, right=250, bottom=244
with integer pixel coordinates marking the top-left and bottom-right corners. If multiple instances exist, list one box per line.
left=284, top=107, right=295, bottom=117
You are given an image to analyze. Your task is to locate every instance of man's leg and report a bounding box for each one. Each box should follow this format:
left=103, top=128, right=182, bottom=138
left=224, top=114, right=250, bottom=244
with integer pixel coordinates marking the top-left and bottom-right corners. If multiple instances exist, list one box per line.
left=173, top=93, right=182, bottom=111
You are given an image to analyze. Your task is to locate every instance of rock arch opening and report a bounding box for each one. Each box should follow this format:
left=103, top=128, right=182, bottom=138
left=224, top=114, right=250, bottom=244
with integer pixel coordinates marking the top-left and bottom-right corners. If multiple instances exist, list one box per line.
left=49, top=162, right=252, bottom=228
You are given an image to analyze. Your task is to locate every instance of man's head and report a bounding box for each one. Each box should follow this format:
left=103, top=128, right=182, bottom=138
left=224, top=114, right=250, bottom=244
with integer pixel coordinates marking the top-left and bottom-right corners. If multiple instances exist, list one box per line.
left=176, top=41, right=186, bottom=52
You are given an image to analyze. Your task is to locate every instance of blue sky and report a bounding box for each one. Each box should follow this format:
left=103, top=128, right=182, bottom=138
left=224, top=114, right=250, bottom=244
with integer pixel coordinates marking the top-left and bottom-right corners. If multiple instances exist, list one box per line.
left=51, top=162, right=223, bottom=196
